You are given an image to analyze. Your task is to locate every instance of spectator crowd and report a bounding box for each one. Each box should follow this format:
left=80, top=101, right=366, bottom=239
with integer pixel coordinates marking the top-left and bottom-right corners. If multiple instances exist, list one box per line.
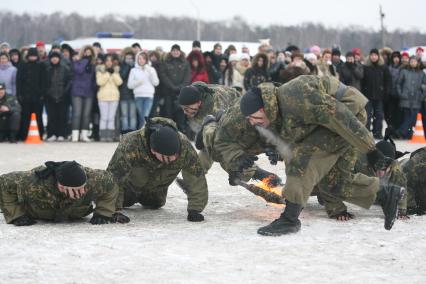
left=0, top=39, right=425, bottom=143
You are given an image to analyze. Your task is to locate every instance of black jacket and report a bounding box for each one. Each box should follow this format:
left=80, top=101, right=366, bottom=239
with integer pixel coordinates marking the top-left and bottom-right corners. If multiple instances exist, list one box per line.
left=339, top=62, right=363, bottom=91
left=362, top=58, right=391, bottom=100
left=119, top=62, right=134, bottom=101
left=159, top=54, right=190, bottom=96
left=17, top=61, right=47, bottom=103
left=45, top=63, right=72, bottom=103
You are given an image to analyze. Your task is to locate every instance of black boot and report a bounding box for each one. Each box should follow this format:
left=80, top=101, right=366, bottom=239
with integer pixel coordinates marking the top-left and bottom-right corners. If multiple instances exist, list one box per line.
left=377, top=183, right=406, bottom=230
left=9, top=131, right=18, bottom=143
left=257, top=201, right=302, bottom=236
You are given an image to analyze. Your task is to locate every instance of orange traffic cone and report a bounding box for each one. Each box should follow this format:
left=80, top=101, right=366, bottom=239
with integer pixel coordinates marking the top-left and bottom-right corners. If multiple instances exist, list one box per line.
left=25, top=113, right=43, bottom=144
left=409, top=113, right=426, bottom=143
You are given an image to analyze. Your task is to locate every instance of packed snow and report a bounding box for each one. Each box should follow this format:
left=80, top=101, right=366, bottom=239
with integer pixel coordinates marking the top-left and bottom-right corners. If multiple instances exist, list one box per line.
left=0, top=141, right=425, bottom=284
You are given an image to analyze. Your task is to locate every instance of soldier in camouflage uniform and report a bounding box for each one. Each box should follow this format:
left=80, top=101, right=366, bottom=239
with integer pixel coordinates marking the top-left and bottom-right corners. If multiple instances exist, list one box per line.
left=194, top=89, right=283, bottom=186
left=0, top=83, right=21, bottom=142
left=402, top=147, right=426, bottom=215
left=362, top=140, right=426, bottom=216
left=237, top=75, right=405, bottom=235
left=178, top=82, right=241, bottom=172
left=0, top=161, right=129, bottom=226
left=107, top=117, right=208, bottom=222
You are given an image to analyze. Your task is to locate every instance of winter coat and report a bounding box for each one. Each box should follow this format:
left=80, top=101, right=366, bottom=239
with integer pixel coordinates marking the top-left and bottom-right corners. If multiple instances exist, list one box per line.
left=397, top=68, right=426, bottom=109
left=206, top=63, right=221, bottom=84
left=338, top=62, right=364, bottom=91
left=45, top=63, right=72, bottom=103
left=159, top=53, right=190, bottom=96
left=362, top=57, right=392, bottom=101
left=16, top=61, right=47, bottom=103
left=389, top=64, right=401, bottom=97
left=187, top=51, right=210, bottom=84
left=119, top=62, right=134, bottom=101
left=223, top=67, right=244, bottom=89
left=71, top=58, right=97, bottom=98
left=0, top=62, right=17, bottom=96
left=127, top=57, right=159, bottom=99
left=243, top=53, right=270, bottom=90
left=96, top=65, right=123, bottom=101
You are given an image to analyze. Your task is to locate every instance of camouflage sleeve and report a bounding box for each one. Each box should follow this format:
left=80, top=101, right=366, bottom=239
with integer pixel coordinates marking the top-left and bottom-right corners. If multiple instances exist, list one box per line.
left=212, top=111, right=259, bottom=181
left=0, top=172, right=27, bottom=223
left=106, top=138, right=139, bottom=209
left=180, top=139, right=208, bottom=212
left=87, top=169, right=119, bottom=217
left=302, top=90, right=375, bottom=154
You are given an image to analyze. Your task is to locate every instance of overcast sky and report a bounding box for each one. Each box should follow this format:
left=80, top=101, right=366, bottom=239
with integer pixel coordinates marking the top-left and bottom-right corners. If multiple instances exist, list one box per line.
left=2, top=0, right=425, bottom=32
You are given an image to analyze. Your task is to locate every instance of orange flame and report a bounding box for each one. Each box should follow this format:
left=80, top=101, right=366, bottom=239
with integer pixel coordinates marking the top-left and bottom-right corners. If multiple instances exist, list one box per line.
left=255, top=176, right=285, bottom=208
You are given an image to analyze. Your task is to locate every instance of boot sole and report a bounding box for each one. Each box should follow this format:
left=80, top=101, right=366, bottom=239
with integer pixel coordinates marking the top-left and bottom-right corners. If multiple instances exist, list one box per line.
left=384, top=187, right=406, bottom=230
left=257, top=226, right=300, bottom=236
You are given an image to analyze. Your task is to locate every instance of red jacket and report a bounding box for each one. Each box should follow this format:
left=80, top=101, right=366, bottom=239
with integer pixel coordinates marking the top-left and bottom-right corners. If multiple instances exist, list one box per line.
left=191, top=70, right=210, bottom=83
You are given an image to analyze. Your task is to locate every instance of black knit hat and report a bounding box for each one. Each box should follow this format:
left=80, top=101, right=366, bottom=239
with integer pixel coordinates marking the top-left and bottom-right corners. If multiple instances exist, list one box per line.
left=332, top=48, right=341, bottom=56
left=49, top=51, right=61, bottom=59
left=240, top=88, right=264, bottom=116
left=56, top=161, right=87, bottom=187
left=370, top=48, right=380, bottom=56
left=150, top=126, right=181, bottom=156
left=171, top=44, right=181, bottom=51
left=0, top=83, right=5, bottom=90
left=27, top=47, right=38, bottom=58
left=179, top=86, right=201, bottom=106
left=376, top=140, right=396, bottom=159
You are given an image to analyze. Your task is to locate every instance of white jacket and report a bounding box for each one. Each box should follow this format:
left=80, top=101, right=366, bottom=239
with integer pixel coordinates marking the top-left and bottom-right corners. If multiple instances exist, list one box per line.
left=127, top=55, right=159, bottom=98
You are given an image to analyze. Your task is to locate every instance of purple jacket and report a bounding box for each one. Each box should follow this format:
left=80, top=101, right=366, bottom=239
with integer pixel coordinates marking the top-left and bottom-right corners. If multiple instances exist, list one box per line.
left=71, top=58, right=96, bottom=98
left=0, top=62, right=17, bottom=96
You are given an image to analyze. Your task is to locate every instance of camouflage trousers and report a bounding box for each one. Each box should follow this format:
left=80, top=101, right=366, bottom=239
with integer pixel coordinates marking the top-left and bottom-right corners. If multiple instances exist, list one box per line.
left=284, top=129, right=379, bottom=215
left=122, top=187, right=168, bottom=209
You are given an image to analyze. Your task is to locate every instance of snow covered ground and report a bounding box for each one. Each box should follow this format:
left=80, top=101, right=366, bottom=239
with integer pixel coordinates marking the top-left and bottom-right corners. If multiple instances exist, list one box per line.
left=0, top=141, right=425, bottom=284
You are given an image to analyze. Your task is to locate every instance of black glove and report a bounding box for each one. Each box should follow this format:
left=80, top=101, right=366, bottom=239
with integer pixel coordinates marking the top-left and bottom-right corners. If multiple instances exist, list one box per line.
left=367, top=149, right=393, bottom=171
left=107, top=67, right=114, bottom=74
left=112, top=212, right=130, bottom=223
left=187, top=210, right=204, bottom=222
left=265, top=147, right=282, bottom=165
left=228, top=171, right=240, bottom=186
left=12, top=215, right=36, bottom=226
left=252, top=168, right=282, bottom=187
left=237, top=155, right=258, bottom=171
left=89, top=214, right=112, bottom=225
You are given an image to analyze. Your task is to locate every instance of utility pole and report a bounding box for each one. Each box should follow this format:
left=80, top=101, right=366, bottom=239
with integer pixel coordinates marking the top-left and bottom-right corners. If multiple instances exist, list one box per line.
left=379, top=5, right=386, bottom=47
left=189, top=0, right=201, bottom=40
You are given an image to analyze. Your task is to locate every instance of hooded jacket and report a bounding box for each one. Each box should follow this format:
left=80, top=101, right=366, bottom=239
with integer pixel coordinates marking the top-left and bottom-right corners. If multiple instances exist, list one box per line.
left=243, top=53, right=269, bottom=90
left=0, top=62, right=17, bottom=96
left=127, top=51, right=159, bottom=98
left=187, top=51, right=209, bottom=84
left=71, top=45, right=97, bottom=98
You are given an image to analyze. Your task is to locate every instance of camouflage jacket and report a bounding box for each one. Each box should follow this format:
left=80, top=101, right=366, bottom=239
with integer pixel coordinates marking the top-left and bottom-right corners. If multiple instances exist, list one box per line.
left=273, top=75, right=375, bottom=153
left=401, top=147, right=426, bottom=210
left=0, top=94, right=21, bottom=113
left=107, top=117, right=208, bottom=211
left=211, top=83, right=282, bottom=176
left=188, top=82, right=241, bottom=132
left=0, top=166, right=117, bottom=224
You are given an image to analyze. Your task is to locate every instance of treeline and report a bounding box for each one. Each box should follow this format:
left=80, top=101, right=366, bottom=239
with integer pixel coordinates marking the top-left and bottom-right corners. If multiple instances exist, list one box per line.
left=0, top=11, right=425, bottom=52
